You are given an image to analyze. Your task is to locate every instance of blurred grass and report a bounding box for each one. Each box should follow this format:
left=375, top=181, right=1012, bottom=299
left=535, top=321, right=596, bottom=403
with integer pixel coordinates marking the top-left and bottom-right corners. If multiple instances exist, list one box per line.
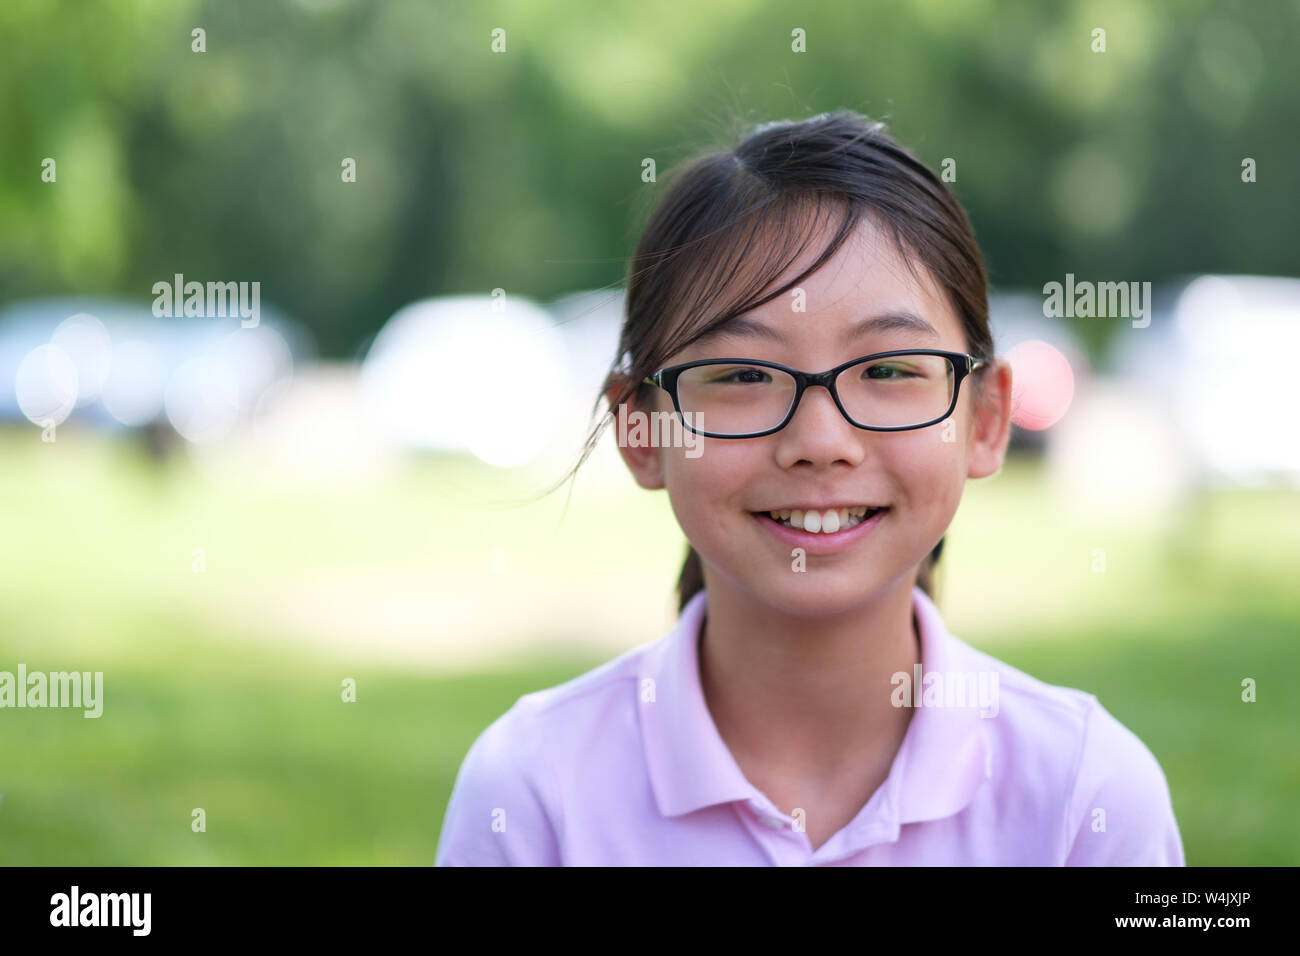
left=0, top=427, right=1297, bottom=864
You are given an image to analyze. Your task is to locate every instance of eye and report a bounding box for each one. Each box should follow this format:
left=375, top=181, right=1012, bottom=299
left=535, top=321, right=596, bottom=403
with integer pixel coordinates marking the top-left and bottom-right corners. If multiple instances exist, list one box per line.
left=862, top=363, right=917, bottom=380
left=705, top=366, right=772, bottom=385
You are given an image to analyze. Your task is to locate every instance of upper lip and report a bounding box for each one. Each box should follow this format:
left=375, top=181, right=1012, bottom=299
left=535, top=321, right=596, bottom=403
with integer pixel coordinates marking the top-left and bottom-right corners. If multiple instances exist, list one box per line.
left=753, top=503, right=888, bottom=512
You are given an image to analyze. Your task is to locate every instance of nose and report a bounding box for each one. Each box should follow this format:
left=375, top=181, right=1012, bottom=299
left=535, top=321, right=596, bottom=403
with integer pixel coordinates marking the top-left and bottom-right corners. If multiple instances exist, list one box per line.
left=773, top=382, right=866, bottom=469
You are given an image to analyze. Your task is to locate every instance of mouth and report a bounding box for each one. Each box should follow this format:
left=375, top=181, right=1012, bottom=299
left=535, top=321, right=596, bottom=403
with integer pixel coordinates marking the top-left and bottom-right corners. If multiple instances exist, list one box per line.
left=748, top=505, right=890, bottom=554
left=754, top=505, right=889, bottom=534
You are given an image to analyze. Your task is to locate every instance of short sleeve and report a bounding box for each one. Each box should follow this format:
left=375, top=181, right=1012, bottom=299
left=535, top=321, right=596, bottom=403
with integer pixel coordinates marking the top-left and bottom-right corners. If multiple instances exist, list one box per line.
left=435, top=698, right=562, bottom=866
left=1064, top=698, right=1184, bottom=866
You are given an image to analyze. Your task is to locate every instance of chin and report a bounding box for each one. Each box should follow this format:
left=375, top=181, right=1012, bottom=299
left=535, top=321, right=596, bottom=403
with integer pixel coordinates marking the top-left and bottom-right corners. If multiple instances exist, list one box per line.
left=741, top=572, right=887, bottom=619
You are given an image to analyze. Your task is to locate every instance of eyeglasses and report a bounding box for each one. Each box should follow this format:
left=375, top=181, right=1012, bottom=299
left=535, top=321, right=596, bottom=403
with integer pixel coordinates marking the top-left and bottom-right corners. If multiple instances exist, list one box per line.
left=643, top=349, right=987, bottom=438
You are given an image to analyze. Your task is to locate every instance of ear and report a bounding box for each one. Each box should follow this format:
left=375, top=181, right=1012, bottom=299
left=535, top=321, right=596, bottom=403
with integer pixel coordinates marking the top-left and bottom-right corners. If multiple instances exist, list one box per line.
left=605, top=380, right=666, bottom=490
left=966, top=358, right=1013, bottom=480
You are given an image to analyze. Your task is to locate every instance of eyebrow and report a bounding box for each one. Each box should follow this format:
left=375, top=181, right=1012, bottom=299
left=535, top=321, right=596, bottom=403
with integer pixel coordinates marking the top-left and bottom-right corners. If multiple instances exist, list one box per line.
left=692, top=309, right=940, bottom=347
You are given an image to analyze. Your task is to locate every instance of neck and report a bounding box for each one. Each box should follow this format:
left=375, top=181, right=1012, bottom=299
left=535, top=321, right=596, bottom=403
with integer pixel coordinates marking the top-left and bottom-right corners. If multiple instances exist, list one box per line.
left=696, top=574, right=921, bottom=782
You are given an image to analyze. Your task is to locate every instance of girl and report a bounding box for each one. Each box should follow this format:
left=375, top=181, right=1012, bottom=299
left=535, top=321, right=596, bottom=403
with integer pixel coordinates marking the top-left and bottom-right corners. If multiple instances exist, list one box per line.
left=435, top=110, right=1184, bottom=866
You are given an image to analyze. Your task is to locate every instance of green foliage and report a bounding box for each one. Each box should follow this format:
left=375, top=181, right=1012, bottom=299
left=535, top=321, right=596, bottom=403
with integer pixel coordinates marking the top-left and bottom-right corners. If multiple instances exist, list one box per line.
left=3, top=0, right=1296, bottom=358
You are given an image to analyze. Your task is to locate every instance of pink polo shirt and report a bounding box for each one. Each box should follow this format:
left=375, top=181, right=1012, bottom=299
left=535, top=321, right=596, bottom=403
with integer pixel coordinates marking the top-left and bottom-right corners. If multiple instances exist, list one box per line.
left=435, top=586, right=1184, bottom=866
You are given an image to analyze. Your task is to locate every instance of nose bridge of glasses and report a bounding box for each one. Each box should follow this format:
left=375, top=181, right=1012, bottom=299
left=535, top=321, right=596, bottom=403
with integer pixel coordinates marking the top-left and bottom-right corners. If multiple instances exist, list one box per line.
left=801, top=368, right=838, bottom=389
left=787, top=369, right=851, bottom=428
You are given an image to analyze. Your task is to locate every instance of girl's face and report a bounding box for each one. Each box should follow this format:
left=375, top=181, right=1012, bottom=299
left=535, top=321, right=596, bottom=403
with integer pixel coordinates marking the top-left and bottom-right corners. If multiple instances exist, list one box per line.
left=616, top=216, right=1013, bottom=617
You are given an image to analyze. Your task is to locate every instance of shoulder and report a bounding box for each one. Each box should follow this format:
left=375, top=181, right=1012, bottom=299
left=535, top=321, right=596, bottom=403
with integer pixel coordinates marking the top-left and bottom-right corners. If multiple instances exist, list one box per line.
left=462, top=635, right=653, bottom=767
left=511, top=638, right=654, bottom=753
left=434, top=641, right=652, bottom=866
left=944, top=634, right=1183, bottom=865
left=943, top=631, right=1099, bottom=754
left=1063, top=694, right=1184, bottom=865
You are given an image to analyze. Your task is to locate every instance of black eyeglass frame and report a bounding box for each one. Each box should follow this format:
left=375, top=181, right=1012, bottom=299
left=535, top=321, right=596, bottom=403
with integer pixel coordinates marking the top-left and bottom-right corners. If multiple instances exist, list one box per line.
left=643, top=348, right=988, bottom=438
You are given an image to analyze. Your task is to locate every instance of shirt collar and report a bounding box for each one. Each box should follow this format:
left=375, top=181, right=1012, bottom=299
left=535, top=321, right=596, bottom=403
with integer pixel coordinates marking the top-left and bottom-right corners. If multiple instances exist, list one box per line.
left=639, top=585, right=991, bottom=832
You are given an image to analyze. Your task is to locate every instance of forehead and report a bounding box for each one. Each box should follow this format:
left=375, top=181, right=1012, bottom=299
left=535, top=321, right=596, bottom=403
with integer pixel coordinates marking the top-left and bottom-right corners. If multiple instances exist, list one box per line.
left=694, top=214, right=964, bottom=352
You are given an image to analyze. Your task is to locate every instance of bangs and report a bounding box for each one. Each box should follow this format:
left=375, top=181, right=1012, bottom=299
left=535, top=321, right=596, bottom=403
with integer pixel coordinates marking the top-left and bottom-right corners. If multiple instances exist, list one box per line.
left=626, top=188, right=859, bottom=397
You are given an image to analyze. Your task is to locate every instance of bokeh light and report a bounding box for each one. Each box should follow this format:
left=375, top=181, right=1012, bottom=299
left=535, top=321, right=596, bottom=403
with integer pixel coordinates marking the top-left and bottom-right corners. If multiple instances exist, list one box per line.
left=164, top=355, right=241, bottom=443
left=15, top=343, right=79, bottom=426
left=101, top=339, right=167, bottom=427
left=50, top=312, right=112, bottom=406
left=359, top=296, right=569, bottom=468
left=1007, top=339, right=1076, bottom=430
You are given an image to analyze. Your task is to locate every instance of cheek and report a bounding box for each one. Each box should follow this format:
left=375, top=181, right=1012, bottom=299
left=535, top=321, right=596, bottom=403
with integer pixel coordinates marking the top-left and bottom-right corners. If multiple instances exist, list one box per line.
left=660, top=445, right=755, bottom=528
left=890, top=433, right=966, bottom=511
left=659, top=450, right=712, bottom=523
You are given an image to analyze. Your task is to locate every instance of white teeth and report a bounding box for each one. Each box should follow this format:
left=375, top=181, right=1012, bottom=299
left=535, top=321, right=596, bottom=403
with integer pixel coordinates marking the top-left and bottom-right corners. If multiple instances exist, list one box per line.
left=767, top=507, right=882, bottom=533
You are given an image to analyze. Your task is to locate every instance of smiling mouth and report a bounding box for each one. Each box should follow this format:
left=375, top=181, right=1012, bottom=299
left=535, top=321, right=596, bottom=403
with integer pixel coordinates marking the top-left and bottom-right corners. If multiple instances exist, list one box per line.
left=752, top=506, right=889, bottom=534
